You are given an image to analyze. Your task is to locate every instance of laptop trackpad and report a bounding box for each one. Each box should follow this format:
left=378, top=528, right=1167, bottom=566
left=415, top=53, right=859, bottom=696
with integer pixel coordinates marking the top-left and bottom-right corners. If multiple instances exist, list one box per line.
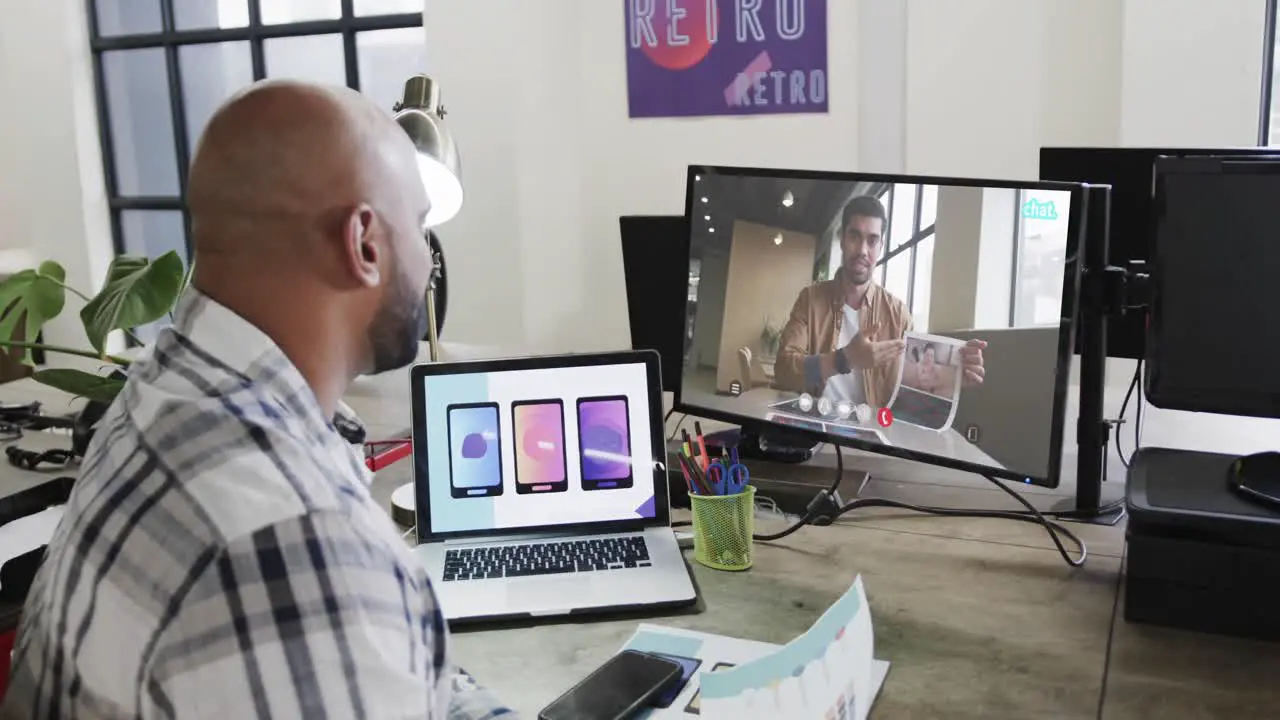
left=510, top=577, right=578, bottom=613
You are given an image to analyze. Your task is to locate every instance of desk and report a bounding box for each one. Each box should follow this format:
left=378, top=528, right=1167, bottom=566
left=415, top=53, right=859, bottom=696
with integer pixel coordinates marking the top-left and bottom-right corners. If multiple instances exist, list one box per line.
left=1, top=356, right=1279, bottom=718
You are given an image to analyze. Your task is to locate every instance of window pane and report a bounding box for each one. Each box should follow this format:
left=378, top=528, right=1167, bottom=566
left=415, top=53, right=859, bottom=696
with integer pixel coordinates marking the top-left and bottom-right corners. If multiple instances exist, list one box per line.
left=260, top=0, right=341, bottom=24
left=175, top=0, right=249, bottom=29
left=887, top=183, right=917, bottom=249
left=121, top=211, right=186, bottom=343
left=94, top=0, right=162, bottom=36
left=355, top=0, right=423, bottom=14
left=180, top=42, right=254, bottom=149
left=883, top=250, right=910, bottom=304
left=1013, top=189, right=1072, bottom=327
left=265, top=34, right=347, bottom=86
left=919, top=184, right=938, bottom=229
left=911, top=233, right=935, bottom=332
left=103, top=49, right=181, bottom=196
left=357, top=28, right=428, bottom=114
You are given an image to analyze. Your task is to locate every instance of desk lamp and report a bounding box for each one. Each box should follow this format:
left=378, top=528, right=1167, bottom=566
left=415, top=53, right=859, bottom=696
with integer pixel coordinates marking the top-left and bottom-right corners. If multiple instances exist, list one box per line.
left=385, top=75, right=462, bottom=529
left=392, top=74, right=462, bottom=362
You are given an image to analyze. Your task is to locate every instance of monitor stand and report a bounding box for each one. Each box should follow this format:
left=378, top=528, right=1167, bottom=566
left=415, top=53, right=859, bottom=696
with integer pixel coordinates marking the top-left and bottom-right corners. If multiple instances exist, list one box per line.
left=702, top=427, right=816, bottom=464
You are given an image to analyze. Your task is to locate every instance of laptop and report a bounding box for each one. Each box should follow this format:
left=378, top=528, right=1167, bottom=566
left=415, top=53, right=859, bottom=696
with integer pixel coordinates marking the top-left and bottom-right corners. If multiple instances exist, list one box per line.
left=409, top=350, right=699, bottom=624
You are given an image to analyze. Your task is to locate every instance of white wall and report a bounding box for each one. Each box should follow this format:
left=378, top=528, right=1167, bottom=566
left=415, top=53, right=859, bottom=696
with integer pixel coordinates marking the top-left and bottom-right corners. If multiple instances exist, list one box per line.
left=3, top=0, right=1278, bottom=460
left=425, top=0, right=861, bottom=353
left=0, top=0, right=115, bottom=358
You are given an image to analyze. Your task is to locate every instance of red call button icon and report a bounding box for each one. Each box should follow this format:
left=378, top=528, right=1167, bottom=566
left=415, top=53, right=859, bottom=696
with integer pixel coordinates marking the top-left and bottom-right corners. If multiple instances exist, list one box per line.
left=877, top=407, right=894, bottom=427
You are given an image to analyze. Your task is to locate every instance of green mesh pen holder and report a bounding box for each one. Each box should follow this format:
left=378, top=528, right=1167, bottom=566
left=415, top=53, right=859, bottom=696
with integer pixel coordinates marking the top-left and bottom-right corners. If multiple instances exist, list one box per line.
left=689, top=485, right=755, bottom=571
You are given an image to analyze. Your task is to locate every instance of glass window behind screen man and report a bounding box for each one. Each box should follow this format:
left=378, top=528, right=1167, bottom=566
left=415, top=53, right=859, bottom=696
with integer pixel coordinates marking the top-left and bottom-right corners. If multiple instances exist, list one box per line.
left=1013, top=189, right=1073, bottom=327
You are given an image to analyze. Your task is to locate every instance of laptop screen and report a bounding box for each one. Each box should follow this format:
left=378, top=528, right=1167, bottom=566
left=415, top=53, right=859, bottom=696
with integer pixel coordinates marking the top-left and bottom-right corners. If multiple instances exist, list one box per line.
left=414, top=359, right=660, bottom=536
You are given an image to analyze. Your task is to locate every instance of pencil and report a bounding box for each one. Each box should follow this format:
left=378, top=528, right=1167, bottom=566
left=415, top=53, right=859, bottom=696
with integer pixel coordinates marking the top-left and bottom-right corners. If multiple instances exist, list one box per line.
left=694, top=421, right=709, bottom=470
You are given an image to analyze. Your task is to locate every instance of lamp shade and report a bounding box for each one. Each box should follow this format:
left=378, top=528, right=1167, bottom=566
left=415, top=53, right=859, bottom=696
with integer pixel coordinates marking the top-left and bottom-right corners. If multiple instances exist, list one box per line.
left=393, top=75, right=463, bottom=227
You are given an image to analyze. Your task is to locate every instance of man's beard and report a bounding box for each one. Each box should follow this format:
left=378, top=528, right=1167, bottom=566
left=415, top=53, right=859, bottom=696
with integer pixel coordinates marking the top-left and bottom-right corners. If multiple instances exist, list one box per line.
left=843, top=259, right=873, bottom=285
left=367, top=266, right=429, bottom=375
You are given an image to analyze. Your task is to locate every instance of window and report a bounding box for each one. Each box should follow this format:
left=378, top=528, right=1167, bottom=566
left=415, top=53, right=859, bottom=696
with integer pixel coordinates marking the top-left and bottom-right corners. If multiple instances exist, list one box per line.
left=88, top=0, right=426, bottom=270
left=875, top=184, right=937, bottom=330
left=1011, top=188, right=1072, bottom=327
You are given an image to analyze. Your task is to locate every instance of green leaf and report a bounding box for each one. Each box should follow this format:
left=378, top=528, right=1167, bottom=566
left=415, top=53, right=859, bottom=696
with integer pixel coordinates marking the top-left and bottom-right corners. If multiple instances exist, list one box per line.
left=0, top=261, right=67, bottom=365
left=80, top=252, right=186, bottom=354
left=31, top=368, right=125, bottom=405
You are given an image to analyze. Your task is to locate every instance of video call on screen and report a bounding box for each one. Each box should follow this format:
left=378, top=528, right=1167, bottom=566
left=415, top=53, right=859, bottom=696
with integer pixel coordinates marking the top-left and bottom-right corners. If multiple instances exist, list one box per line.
left=679, top=168, right=1076, bottom=483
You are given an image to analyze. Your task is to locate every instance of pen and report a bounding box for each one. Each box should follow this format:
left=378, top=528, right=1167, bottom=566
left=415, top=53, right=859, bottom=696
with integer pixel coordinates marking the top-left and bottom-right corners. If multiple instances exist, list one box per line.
left=694, top=422, right=709, bottom=470
left=675, top=452, right=696, bottom=495
left=678, top=454, right=705, bottom=495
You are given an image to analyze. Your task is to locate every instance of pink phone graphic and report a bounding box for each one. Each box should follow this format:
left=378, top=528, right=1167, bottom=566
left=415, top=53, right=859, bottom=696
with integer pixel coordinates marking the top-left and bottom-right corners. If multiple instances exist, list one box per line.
left=511, top=399, right=568, bottom=494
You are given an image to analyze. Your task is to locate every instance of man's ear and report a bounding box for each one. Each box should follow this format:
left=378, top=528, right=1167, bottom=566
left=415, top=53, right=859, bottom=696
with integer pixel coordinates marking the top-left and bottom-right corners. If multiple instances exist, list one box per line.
left=343, top=204, right=382, bottom=288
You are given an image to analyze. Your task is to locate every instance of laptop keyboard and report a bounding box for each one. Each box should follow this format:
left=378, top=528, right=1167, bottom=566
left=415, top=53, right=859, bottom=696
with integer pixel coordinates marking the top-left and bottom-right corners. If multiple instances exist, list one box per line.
left=442, top=535, right=651, bottom=582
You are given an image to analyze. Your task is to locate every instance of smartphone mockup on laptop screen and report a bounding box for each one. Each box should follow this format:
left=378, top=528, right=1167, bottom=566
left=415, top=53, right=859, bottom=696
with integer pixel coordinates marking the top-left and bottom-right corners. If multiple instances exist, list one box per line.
left=409, top=350, right=697, bottom=625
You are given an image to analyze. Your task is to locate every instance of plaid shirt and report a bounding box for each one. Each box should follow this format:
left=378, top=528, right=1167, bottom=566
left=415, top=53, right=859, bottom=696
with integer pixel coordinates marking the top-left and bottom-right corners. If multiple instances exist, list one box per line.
left=2, top=291, right=515, bottom=719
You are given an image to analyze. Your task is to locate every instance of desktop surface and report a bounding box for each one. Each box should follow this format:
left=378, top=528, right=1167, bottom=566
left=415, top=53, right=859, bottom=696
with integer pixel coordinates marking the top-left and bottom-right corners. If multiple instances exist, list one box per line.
left=677, top=165, right=1083, bottom=488
left=0, top=375, right=1274, bottom=719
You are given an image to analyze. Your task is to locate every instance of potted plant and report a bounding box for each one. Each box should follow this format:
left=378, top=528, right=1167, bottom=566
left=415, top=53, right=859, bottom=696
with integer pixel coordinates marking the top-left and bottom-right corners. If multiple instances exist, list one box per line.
left=759, top=318, right=782, bottom=359
left=0, top=251, right=190, bottom=406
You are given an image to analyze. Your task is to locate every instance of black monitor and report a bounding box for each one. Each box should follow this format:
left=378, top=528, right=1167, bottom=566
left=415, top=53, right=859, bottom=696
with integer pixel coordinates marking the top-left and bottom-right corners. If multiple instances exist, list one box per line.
left=1146, top=155, right=1280, bottom=416
left=676, top=165, right=1088, bottom=488
left=1039, top=147, right=1279, bottom=359
left=619, top=215, right=692, bottom=397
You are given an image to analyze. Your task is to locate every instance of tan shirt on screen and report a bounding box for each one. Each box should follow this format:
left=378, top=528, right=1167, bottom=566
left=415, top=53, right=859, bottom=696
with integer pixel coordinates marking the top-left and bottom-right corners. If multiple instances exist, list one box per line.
left=775, top=273, right=913, bottom=408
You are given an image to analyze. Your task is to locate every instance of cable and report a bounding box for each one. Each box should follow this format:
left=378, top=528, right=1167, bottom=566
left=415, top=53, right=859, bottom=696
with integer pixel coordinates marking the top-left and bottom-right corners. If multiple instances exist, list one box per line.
left=1133, top=358, right=1144, bottom=464
left=752, top=445, right=1088, bottom=567
left=6, top=446, right=76, bottom=471
left=1115, top=360, right=1141, bottom=468
left=665, top=412, right=688, bottom=443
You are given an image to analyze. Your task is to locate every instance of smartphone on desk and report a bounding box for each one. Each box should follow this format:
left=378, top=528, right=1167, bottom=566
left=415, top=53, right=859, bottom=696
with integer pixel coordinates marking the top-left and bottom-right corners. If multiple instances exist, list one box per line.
left=538, top=649, right=683, bottom=720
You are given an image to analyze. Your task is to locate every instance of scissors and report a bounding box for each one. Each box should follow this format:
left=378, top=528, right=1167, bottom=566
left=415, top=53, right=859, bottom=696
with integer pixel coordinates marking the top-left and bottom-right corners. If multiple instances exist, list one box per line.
left=705, top=448, right=750, bottom=496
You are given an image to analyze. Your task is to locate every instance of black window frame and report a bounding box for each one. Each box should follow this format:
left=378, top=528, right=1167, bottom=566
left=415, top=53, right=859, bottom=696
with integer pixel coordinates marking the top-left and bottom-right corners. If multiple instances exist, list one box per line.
left=876, top=184, right=936, bottom=316
left=85, top=0, right=425, bottom=262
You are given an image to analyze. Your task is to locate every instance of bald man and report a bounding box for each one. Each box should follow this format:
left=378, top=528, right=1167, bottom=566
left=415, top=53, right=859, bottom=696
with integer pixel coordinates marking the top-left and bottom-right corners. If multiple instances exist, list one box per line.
left=2, top=81, right=514, bottom=719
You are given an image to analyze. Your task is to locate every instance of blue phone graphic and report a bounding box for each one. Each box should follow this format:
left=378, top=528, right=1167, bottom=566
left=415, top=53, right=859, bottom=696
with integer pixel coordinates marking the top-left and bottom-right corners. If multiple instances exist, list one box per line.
left=447, top=402, right=503, bottom=498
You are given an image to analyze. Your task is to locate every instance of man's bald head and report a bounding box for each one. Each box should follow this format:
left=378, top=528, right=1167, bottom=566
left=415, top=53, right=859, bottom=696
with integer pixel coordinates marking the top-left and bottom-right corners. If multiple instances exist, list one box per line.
left=189, top=80, right=426, bottom=256
left=187, top=79, right=434, bottom=381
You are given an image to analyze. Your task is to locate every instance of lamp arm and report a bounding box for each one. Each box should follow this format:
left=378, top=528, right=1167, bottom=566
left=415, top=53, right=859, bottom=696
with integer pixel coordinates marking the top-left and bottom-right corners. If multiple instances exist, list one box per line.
left=424, top=231, right=447, bottom=360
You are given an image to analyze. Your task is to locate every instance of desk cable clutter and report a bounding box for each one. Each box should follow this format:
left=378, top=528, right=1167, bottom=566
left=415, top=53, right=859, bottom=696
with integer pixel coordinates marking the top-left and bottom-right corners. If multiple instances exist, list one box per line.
left=676, top=421, right=1088, bottom=568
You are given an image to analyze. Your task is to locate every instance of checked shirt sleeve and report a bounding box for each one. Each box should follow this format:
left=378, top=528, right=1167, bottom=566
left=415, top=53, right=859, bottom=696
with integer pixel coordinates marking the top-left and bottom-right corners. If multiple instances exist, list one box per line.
left=144, top=510, right=472, bottom=718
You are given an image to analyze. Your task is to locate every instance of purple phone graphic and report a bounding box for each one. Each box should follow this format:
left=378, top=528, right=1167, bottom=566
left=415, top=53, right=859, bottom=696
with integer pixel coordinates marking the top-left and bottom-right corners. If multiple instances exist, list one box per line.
left=446, top=402, right=503, bottom=498
left=577, top=396, right=633, bottom=490
left=511, top=399, right=568, bottom=494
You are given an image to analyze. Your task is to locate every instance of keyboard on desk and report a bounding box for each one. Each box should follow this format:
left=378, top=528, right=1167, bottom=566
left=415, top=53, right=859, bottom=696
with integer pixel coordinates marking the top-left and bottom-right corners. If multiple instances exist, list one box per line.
left=442, top=535, right=651, bottom=582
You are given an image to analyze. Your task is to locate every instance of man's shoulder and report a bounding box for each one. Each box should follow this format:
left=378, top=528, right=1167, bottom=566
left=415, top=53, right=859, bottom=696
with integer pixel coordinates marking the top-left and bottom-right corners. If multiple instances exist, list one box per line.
left=795, top=278, right=842, bottom=305
left=875, top=285, right=909, bottom=312
left=87, top=380, right=357, bottom=542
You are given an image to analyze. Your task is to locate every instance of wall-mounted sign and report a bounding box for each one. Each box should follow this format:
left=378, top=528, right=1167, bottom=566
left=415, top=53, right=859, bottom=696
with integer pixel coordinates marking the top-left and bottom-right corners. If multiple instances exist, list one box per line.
left=624, top=0, right=829, bottom=119
left=1022, top=198, right=1059, bottom=220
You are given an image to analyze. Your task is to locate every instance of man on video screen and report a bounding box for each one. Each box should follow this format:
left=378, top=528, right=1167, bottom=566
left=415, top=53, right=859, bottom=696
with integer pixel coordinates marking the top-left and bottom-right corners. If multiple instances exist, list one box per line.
left=775, top=195, right=986, bottom=408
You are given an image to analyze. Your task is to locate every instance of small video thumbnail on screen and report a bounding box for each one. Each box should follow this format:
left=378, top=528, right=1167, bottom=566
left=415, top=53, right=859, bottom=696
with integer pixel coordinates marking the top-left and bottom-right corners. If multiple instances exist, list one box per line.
left=679, top=169, right=1075, bottom=482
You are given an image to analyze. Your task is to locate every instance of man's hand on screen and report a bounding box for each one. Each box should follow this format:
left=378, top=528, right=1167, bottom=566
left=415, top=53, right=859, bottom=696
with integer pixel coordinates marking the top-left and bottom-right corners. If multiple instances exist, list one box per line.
left=843, top=323, right=905, bottom=370
left=960, top=339, right=987, bottom=385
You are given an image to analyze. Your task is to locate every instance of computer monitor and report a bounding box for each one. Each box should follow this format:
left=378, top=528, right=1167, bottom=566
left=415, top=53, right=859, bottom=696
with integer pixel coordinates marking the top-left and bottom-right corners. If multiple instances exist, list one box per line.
left=676, top=165, right=1087, bottom=488
left=1039, top=147, right=1280, bottom=360
left=1145, top=155, right=1280, bottom=417
left=619, top=216, right=692, bottom=397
